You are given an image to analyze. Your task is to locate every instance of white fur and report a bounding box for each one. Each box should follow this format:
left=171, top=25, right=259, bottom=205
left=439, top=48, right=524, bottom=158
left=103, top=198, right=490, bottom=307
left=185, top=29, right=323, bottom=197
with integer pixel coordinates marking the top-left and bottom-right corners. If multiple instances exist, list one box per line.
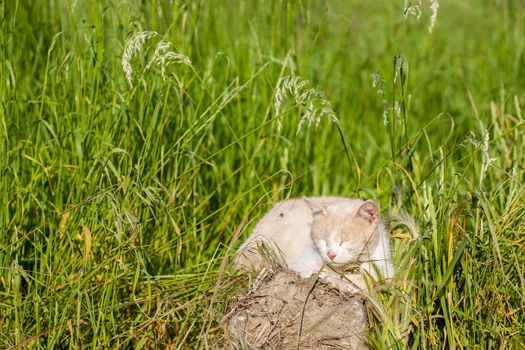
left=235, top=196, right=394, bottom=292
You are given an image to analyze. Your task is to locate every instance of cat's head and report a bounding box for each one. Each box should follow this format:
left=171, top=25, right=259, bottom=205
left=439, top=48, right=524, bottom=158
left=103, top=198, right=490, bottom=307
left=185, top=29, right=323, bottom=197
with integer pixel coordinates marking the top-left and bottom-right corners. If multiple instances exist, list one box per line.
left=308, top=199, right=380, bottom=266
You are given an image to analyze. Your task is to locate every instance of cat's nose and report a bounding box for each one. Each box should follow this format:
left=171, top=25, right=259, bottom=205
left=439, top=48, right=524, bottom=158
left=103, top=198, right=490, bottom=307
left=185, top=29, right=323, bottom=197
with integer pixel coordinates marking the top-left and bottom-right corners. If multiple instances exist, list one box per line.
left=327, top=250, right=336, bottom=261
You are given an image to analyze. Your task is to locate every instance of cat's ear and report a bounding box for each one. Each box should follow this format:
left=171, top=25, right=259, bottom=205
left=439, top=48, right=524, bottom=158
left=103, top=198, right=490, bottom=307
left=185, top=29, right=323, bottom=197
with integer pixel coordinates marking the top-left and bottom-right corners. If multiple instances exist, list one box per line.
left=357, top=200, right=380, bottom=224
left=304, top=198, right=328, bottom=217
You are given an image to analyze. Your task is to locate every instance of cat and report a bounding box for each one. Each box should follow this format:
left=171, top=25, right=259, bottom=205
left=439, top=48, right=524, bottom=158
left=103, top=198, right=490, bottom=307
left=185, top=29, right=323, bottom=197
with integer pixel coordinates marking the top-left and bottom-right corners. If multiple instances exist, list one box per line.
left=235, top=196, right=394, bottom=293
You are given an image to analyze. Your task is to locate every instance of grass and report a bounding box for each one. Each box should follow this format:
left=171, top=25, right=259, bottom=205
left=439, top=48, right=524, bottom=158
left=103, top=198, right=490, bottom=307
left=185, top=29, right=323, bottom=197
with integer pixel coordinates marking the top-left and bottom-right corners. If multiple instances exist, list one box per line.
left=1, top=0, right=524, bottom=348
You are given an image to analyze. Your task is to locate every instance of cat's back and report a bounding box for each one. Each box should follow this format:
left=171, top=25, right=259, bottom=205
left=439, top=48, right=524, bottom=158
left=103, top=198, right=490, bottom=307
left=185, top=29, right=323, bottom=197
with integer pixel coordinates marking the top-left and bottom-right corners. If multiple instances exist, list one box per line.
left=252, top=198, right=313, bottom=236
left=235, top=198, right=317, bottom=271
left=249, top=196, right=363, bottom=240
left=253, top=196, right=364, bottom=232
left=304, top=196, right=363, bottom=206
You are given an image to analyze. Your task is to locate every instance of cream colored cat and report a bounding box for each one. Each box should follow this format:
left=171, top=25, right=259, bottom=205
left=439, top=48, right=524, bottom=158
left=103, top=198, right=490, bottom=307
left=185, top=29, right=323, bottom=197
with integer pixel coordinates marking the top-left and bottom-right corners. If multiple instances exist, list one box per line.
left=235, top=196, right=394, bottom=292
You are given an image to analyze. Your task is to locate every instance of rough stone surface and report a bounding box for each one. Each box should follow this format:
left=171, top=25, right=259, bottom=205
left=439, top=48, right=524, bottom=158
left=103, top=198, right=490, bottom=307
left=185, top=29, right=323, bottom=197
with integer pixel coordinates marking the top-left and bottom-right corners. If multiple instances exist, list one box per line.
left=222, top=268, right=369, bottom=349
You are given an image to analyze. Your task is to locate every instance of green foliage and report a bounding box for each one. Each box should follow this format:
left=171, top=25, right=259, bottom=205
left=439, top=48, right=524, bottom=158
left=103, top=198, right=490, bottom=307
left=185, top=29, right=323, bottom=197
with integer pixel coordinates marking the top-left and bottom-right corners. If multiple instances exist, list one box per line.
left=1, top=0, right=524, bottom=348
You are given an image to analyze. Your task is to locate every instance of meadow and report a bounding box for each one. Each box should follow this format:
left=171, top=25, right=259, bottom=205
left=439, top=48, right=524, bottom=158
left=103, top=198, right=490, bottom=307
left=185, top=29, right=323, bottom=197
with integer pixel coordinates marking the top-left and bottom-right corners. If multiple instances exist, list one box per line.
left=1, top=0, right=524, bottom=348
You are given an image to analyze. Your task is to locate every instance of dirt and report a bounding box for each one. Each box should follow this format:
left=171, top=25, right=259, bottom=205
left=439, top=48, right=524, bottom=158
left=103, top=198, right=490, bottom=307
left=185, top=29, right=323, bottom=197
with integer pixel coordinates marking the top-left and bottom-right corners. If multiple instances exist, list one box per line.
left=222, top=268, right=369, bottom=349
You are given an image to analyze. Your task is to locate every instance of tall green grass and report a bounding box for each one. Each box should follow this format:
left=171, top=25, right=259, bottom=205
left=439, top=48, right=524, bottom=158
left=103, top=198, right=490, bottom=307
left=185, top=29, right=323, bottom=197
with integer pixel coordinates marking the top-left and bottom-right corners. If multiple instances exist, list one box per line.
left=1, top=0, right=524, bottom=348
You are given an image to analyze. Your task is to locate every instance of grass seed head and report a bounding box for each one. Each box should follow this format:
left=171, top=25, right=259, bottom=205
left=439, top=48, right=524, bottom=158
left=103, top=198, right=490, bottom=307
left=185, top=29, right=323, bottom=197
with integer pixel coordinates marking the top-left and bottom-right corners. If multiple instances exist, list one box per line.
left=274, top=76, right=337, bottom=133
left=429, top=0, right=439, bottom=33
left=466, top=129, right=498, bottom=187
left=122, top=32, right=191, bottom=87
left=371, top=72, right=389, bottom=125
left=122, top=31, right=159, bottom=87
left=147, top=40, right=192, bottom=80
left=404, top=0, right=422, bottom=19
